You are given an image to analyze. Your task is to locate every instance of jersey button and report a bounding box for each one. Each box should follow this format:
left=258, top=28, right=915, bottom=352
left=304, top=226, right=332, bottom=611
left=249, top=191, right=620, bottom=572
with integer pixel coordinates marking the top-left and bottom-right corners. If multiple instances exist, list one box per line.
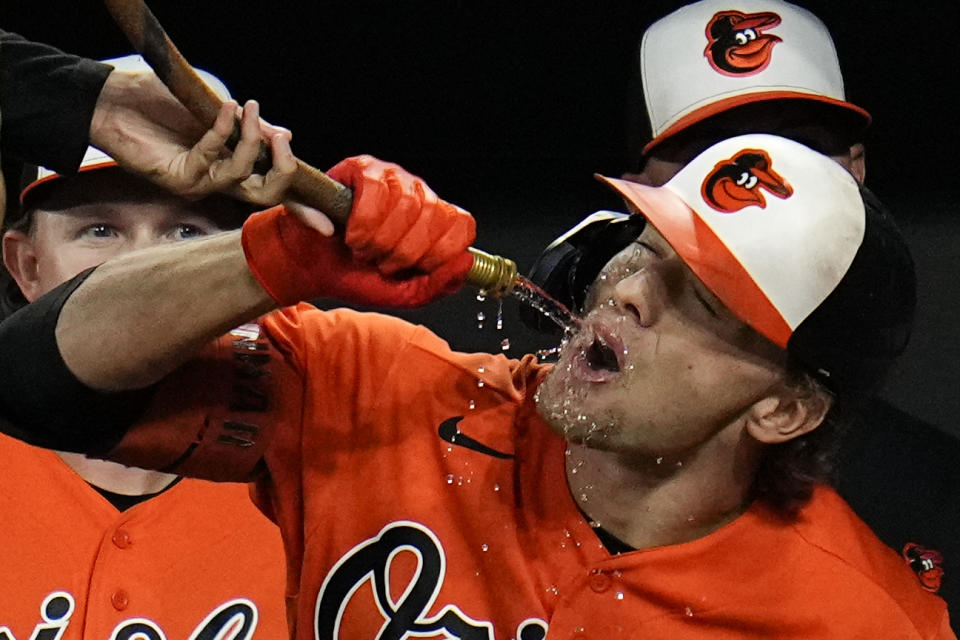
left=112, top=529, right=132, bottom=549
left=589, top=570, right=611, bottom=593
left=110, top=589, right=130, bottom=611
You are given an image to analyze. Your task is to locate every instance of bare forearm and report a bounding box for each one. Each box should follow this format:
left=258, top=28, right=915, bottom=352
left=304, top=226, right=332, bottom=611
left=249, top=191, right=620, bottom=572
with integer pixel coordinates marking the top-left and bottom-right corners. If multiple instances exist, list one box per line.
left=56, top=230, right=276, bottom=391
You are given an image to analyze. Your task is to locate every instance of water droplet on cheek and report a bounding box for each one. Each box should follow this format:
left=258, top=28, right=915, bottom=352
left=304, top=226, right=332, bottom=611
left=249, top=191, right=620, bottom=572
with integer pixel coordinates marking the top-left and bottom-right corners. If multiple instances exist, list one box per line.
left=468, top=400, right=476, bottom=410
left=446, top=474, right=454, bottom=484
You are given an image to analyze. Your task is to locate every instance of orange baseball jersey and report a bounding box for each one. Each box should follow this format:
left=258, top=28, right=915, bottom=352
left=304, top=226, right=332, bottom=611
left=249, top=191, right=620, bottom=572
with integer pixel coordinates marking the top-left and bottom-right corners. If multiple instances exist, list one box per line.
left=109, top=305, right=954, bottom=639
left=0, top=433, right=288, bottom=640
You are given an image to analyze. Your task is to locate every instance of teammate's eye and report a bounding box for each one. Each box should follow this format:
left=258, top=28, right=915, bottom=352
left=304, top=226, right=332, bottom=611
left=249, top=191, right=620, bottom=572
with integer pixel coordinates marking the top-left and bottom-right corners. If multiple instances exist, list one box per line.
left=171, top=224, right=207, bottom=240
left=79, top=224, right=117, bottom=239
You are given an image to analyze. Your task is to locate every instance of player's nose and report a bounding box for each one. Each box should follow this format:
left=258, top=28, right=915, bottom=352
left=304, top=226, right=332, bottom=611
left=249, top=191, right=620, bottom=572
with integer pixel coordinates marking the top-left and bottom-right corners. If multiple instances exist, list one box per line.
left=612, top=272, right=659, bottom=327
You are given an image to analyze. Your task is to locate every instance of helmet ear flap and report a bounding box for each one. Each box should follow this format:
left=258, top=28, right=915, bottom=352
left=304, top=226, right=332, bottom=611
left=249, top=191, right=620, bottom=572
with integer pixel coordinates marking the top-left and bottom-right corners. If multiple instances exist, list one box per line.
left=520, top=212, right=646, bottom=335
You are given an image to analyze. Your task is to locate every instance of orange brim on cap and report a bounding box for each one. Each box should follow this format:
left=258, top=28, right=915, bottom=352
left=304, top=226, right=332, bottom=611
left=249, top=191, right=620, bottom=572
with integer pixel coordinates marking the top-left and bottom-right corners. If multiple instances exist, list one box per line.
left=595, top=175, right=793, bottom=347
left=642, top=91, right=872, bottom=155
left=20, top=160, right=118, bottom=204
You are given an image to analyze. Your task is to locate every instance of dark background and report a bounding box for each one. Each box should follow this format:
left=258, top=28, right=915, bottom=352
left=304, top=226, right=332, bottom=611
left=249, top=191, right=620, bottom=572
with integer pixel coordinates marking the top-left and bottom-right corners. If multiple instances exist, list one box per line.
left=2, top=0, right=958, bottom=436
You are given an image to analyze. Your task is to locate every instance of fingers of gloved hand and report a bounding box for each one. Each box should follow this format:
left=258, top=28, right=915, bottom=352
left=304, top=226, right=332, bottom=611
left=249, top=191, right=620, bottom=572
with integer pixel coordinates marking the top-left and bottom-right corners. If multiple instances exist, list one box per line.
left=353, top=174, right=439, bottom=270
left=387, top=200, right=476, bottom=274
left=327, top=156, right=429, bottom=255
left=325, top=155, right=475, bottom=274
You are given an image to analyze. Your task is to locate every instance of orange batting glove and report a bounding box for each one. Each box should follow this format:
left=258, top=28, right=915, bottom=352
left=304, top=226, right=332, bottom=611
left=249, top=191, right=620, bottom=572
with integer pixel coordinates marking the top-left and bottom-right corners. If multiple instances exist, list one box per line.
left=241, top=156, right=476, bottom=308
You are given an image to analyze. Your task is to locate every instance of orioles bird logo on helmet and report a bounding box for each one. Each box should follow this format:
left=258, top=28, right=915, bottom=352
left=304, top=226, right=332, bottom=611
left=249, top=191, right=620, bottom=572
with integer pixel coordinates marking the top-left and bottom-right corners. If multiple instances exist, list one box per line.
left=701, top=149, right=793, bottom=213
left=705, top=10, right=783, bottom=75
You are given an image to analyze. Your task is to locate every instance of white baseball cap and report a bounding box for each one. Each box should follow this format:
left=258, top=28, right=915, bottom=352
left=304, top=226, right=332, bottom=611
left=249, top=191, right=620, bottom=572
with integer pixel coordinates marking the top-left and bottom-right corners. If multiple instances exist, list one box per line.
left=20, top=54, right=231, bottom=204
left=639, top=0, right=870, bottom=154
left=598, top=134, right=914, bottom=390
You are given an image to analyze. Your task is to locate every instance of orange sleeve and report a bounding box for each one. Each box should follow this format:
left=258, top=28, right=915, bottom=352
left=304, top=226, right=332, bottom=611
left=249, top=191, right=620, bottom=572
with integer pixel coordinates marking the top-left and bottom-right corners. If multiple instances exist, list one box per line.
left=933, top=613, right=957, bottom=640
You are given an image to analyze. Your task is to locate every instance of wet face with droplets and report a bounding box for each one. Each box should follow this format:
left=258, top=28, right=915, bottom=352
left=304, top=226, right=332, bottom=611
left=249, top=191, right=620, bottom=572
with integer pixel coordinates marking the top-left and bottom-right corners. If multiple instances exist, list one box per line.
left=534, top=223, right=786, bottom=457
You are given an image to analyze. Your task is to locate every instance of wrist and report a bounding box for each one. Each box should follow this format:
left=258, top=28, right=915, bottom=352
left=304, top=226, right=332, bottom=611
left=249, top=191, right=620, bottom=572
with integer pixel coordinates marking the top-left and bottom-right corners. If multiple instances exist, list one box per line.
left=89, top=70, right=141, bottom=150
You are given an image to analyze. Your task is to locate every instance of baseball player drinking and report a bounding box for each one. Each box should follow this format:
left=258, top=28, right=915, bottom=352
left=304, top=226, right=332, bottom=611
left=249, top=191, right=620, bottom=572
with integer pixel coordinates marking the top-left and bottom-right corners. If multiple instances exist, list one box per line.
left=0, top=131, right=951, bottom=637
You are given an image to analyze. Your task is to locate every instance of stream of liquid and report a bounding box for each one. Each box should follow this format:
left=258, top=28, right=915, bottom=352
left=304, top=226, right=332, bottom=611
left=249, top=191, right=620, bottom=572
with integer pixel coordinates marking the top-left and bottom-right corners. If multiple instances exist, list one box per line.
left=509, top=276, right=582, bottom=335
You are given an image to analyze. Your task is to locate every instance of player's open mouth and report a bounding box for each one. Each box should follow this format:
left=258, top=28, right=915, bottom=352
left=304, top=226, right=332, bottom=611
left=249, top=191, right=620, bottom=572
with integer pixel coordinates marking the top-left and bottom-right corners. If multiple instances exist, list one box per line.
left=567, top=322, right=625, bottom=383
left=585, top=335, right=621, bottom=372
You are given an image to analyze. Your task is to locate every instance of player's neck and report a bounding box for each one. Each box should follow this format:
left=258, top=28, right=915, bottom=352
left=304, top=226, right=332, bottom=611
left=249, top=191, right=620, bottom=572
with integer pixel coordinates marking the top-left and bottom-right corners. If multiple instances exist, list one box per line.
left=565, top=427, right=763, bottom=550
left=56, top=450, right=179, bottom=495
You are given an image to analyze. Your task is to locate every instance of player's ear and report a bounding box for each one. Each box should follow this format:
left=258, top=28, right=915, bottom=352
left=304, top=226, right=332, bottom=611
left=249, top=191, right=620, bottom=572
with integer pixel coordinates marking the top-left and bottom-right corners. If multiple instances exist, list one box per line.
left=846, top=143, right=866, bottom=184
left=3, top=229, right=42, bottom=302
left=744, top=381, right=832, bottom=444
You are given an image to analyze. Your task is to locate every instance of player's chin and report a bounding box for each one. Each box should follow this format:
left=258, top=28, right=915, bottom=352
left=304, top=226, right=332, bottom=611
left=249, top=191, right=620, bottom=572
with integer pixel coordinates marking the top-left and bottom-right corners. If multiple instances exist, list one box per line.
left=534, top=392, right=616, bottom=448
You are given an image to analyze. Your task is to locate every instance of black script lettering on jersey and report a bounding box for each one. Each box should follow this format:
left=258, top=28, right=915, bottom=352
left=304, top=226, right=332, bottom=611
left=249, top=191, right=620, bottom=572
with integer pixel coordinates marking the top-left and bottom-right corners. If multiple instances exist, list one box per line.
left=1, top=594, right=257, bottom=640
left=315, top=521, right=494, bottom=640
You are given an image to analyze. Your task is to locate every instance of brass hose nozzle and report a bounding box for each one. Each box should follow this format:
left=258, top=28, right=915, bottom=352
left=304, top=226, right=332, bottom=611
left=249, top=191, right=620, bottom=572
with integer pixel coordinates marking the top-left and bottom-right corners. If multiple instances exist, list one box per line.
left=466, top=248, right=518, bottom=297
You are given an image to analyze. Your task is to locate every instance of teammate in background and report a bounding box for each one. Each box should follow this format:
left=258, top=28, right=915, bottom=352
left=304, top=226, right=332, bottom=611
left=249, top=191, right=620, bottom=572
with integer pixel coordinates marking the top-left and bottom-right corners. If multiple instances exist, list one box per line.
left=0, top=133, right=951, bottom=636
left=625, top=0, right=867, bottom=187
left=0, top=56, right=288, bottom=640
left=522, top=0, right=958, bottom=618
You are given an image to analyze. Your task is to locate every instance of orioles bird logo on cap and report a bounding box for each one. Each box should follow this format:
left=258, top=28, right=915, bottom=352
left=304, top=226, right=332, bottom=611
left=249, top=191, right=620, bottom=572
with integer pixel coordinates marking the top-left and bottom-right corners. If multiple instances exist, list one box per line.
left=701, top=149, right=793, bottom=213
left=704, top=10, right=782, bottom=75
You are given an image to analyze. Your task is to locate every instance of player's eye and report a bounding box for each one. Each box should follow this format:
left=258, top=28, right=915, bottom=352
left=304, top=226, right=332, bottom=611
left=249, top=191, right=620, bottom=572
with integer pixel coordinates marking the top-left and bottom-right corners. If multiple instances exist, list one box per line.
left=170, top=224, right=207, bottom=240
left=691, top=285, right=719, bottom=318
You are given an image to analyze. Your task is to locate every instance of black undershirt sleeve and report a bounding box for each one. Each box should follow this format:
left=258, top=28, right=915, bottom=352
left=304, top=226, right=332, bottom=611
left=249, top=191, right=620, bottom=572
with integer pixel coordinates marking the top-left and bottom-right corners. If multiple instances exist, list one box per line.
left=0, top=267, right=155, bottom=454
left=1, top=30, right=113, bottom=172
